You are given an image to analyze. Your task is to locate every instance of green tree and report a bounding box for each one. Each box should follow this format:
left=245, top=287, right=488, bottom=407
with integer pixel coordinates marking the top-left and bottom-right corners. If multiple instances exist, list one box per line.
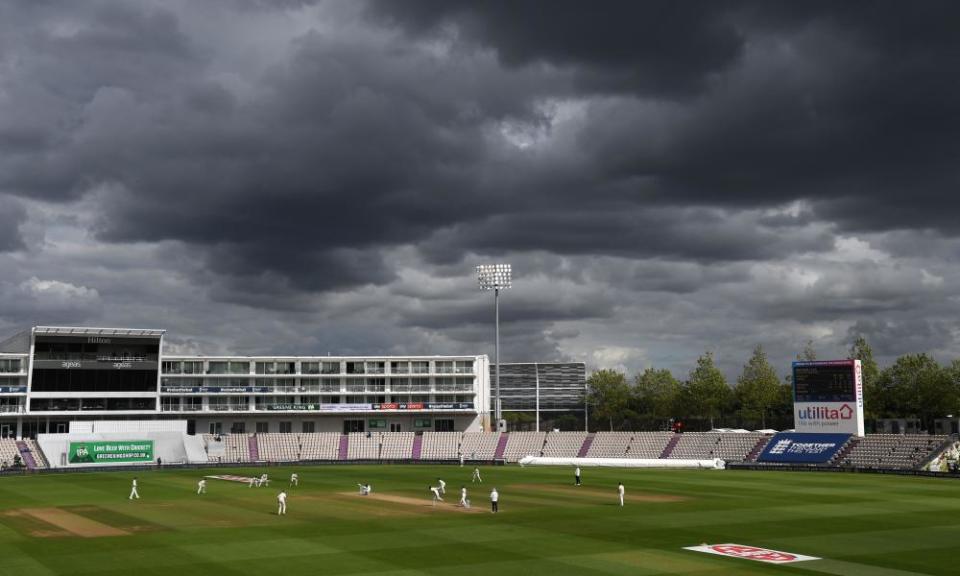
left=586, top=369, right=631, bottom=431
left=634, top=367, right=681, bottom=427
left=797, top=339, right=817, bottom=361
left=879, top=354, right=955, bottom=432
left=735, top=345, right=781, bottom=428
left=682, top=351, right=731, bottom=429
left=848, top=335, right=882, bottom=421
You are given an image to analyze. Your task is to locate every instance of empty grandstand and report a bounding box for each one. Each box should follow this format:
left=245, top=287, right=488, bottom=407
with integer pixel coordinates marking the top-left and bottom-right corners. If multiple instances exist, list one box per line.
left=502, top=431, right=546, bottom=461
left=420, top=431, right=462, bottom=460
left=460, top=432, right=501, bottom=460
left=836, top=434, right=950, bottom=470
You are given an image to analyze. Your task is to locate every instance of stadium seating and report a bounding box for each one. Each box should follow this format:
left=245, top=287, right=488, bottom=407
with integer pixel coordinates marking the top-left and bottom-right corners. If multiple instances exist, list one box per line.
left=586, top=432, right=632, bottom=458
left=626, top=432, right=674, bottom=458
left=0, top=439, right=19, bottom=468
left=204, top=434, right=250, bottom=463
left=541, top=432, right=587, bottom=458
left=299, top=432, right=341, bottom=460
left=838, top=434, right=950, bottom=470
left=347, top=432, right=380, bottom=460
left=460, top=432, right=501, bottom=460
left=420, top=431, right=462, bottom=460
left=257, top=433, right=300, bottom=462
left=502, top=431, right=546, bottom=462
left=380, top=432, right=414, bottom=459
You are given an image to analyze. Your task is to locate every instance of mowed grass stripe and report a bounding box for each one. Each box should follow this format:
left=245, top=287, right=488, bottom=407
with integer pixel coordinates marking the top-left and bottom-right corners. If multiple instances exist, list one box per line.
left=1, top=466, right=957, bottom=575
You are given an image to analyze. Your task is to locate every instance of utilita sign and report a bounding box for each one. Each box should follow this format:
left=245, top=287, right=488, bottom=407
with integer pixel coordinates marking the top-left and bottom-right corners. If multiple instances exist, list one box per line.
left=792, top=359, right=865, bottom=436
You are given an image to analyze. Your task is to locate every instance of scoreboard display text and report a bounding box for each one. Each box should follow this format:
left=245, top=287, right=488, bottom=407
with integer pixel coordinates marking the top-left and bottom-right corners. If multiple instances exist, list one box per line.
left=793, top=360, right=857, bottom=402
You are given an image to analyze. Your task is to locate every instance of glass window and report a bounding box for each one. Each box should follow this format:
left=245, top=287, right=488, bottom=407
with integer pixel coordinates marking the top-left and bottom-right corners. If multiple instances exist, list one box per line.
left=208, top=362, right=229, bottom=375
left=365, top=361, right=385, bottom=374
left=320, top=378, right=341, bottom=392
left=411, top=361, right=430, bottom=374
left=301, top=362, right=320, bottom=374
left=455, top=360, right=474, bottom=374
left=366, top=378, right=385, bottom=392
left=182, top=361, right=203, bottom=374
left=229, top=361, right=249, bottom=374
left=302, top=421, right=315, bottom=433
left=276, top=362, right=295, bottom=375
left=161, top=361, right=181, bottom=374
left=390, top=361, right=409, bottom=374
left=255, top=362, right=276, bottom=375
left=322, top=362, right=340, bottom=374
left=279, top=422, right=292, bottom=433
left=256, top=422, right=269, bottom=433
left=435, top=361, right=454, bottom=374
left=346, top=361, right=365, bottom=374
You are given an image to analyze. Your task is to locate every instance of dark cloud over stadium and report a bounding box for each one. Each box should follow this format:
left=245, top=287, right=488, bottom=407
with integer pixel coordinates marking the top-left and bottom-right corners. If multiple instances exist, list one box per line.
left=1, top=0, right=958, bottom=377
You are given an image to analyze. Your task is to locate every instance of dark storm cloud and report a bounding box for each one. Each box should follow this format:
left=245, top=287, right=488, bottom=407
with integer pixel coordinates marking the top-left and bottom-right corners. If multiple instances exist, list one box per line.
left=2, top=0, right=960, bottom=374
left=367, top=0, right=745, bottom=96
left=0, top=196, right=26, bottom=251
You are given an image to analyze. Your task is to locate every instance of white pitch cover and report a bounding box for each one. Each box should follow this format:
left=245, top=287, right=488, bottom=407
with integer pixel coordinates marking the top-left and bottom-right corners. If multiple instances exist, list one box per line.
left=684, top=544, right=820, bottom=564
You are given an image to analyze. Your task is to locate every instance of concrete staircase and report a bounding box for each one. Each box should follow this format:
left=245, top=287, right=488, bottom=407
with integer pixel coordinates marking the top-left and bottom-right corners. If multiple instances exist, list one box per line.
left=16, top=440, right=37, bottom=470
left=494, top=434, right=509, bottom=460
left=411, top=435, right=423, bottom=460
left=577, top=433, right=595, bottom=457
left=659, top=434, right=681, bottom=459
left=746, top=436, right=772, bottom=462
left=248, top=436, right=260, bottom=462
left=338, top=435, right=349, bottom=460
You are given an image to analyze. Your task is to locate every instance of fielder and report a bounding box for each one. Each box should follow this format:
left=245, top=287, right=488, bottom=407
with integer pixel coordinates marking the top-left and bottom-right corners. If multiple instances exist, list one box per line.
left=277, top=490, right=287, bottom=515
left=472, top=467, right=482, bottom=483
left=490, top=487, right=499, bottom=513
left=358, top=483, right=371, bottom=495
left=574, top=466, right=582, bottom=486
left=437, top=478, right=446, bottom=495
left=258, top=473, right=270, bottom=487
left=290, top=473, right=299, bottom=487
left=129, top=477, right=140, bottom=500
left=617, top=482, right=625, bottom=507
left=197, top=478, right=207, bottom=494
left=459, top=453, right=465, bottom=467
left=459, top=486, right=470, bottom=508
left=429, top=485, right=443, bottom=506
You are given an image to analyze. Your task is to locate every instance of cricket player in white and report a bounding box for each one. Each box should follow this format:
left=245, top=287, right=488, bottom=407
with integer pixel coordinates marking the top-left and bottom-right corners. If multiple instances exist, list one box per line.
left=197, top=479, right=206, bottom=494
left=258, top=473, right=269, bottom=487
left=437, top=478, right=446, bottom=495
left=575, top=466, right=582, bottom=486
left=617, top=482, right=625, bottom=507
left=277, top=490, right=287, bottom=515
left=358, top=483, right=371, bottom=495
left=459, top=486, right=469, bottom=508
left=490, top=488, right=499, bottom=513
left=429, top=485, right=443, bottom=505
left=472, top=467, right=482, bottom=483
left=290, top=473, right=299, bottom=487
left=459, top=454, right=465, bottom=467
left=129, top=477, right=140, bottom=500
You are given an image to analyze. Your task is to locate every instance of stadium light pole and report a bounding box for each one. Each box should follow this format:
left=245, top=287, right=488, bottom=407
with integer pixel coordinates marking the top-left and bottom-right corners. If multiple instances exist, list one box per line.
left=477, top=263, right=511, bottom=431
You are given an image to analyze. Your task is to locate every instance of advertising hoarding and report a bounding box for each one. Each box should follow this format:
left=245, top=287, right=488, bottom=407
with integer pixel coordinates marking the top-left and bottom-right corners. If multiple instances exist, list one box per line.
left=793, top=359, right=864, bottom=436
left=758, top=432, right=850, bottom=463
left=68, top=440, right=154, bottom=464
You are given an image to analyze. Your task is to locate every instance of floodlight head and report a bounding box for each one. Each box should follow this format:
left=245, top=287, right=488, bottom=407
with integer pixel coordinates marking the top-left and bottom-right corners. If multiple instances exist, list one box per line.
left=476, top=263, right=512, bottom=291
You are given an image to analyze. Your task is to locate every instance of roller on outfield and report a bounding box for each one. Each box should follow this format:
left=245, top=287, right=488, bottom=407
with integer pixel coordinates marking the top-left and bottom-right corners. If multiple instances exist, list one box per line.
left=517, top=456, right=725, bottom=469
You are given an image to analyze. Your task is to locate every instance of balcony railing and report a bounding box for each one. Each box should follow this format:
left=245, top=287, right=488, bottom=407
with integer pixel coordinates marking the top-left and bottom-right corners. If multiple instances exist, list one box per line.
left=0, top=405, right=25, bottom=413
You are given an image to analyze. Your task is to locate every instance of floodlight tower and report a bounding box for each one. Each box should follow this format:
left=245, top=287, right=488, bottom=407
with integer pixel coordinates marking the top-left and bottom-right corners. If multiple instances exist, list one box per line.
left=477, top=263, right=512, bottom=430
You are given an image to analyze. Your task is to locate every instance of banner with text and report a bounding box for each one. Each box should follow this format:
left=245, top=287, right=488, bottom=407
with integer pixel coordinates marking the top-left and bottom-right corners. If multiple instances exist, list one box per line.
left=758, top=432, right=850, bottom=464
left=68, top=440, right=154, bottom=465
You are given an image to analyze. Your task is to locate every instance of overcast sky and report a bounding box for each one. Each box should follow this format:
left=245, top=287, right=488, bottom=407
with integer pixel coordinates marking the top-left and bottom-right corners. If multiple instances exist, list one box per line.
left=1, top=1, right=959, bottom=380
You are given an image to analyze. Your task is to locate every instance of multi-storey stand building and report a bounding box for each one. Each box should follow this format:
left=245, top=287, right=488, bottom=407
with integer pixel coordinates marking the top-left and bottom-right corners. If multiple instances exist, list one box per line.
left=491, top=362, right=587, bottom=431
left=0, top=326, right=490, bottom=439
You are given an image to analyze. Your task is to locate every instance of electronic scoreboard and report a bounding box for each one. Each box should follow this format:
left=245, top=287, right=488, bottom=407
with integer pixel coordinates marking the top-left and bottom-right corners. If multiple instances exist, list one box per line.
left=792, top=359, right=864, bottom=436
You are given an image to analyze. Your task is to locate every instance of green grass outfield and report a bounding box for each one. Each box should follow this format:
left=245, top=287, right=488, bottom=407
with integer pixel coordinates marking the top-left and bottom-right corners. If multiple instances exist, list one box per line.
left=1, top=465, right=958, bottom=575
